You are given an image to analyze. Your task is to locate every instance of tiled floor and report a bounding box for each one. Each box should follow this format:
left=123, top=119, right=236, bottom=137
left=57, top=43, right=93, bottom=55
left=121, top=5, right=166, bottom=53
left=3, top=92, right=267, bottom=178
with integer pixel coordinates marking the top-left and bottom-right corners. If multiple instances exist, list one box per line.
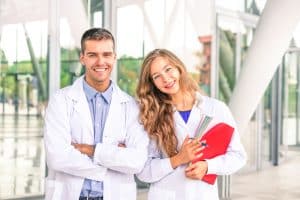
left=1, top=115, right=300, bottom=200
left=231, top=150, right=300, bottom=200
left=0, top=115, right=45, bottom=199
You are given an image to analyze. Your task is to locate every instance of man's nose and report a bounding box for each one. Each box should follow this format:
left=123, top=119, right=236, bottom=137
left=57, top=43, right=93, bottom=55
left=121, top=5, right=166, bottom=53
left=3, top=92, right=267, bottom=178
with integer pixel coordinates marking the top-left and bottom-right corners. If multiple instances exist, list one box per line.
left=95, top=56, right=104, bottom=65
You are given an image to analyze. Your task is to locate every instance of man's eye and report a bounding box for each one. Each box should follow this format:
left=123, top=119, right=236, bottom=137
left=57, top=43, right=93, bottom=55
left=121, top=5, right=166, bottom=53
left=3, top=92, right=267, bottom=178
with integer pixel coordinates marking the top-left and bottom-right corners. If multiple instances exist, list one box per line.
left=103, top=53, right=113, bottom=57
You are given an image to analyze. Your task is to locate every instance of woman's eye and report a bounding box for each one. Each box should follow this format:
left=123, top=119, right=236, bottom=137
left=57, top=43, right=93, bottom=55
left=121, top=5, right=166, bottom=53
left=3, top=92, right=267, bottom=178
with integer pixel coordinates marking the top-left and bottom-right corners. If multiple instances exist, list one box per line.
left=152, top=75, right=160, bottom=80
left=166, top=67, right=173, bottom=72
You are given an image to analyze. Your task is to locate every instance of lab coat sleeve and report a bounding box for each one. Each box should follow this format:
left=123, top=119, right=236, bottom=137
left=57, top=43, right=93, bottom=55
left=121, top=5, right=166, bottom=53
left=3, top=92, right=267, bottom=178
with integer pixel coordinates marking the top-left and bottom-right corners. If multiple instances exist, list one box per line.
left=44, top=91, right=107, bottom=181
left=136, top=140, right=174, bottom=183
left=93, top=101, right=149, bottom=174
left=206, top=101, right=247, bottom=175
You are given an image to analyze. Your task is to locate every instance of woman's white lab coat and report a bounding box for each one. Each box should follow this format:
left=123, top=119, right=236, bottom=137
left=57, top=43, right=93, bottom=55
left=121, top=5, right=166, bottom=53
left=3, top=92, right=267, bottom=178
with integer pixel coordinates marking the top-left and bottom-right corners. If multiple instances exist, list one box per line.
left=137, top=93, right=247, bottom=200
left=44, top=76, right=149, bottom=200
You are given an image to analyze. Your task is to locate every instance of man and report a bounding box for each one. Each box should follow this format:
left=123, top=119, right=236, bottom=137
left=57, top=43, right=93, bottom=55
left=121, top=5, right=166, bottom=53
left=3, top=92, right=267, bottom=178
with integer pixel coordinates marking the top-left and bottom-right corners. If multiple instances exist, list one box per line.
left=44, top=28, right=149, bottom=200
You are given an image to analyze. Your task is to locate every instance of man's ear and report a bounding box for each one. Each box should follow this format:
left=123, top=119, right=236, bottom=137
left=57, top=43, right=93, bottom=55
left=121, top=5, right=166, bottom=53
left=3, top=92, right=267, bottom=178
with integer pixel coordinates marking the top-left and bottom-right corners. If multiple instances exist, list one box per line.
left=79, top=53, right=84, bottom=65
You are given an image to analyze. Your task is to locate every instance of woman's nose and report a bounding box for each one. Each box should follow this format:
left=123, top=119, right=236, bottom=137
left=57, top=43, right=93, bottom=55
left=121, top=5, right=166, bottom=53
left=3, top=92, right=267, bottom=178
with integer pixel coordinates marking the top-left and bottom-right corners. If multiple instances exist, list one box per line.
left=161, top=73, right=169, bottom=82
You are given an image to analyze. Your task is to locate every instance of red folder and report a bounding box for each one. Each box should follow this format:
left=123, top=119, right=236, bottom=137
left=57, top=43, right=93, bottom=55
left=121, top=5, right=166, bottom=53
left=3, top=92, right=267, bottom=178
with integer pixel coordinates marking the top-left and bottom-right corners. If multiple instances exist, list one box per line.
left=192, top=123, right=234, bottom=184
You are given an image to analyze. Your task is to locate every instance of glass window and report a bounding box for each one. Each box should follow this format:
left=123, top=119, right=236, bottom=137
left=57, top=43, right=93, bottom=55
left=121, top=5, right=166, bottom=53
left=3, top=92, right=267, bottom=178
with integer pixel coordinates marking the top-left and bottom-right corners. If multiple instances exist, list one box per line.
left=216, top=0, right=267, bottom=15
left=116, top=4, right=144, bottom=96
left=282, top=51, right=300, bottom=146
left=0, top=17, right=48, bottom=116
left=0, top=1, right=48, bottom=197
left=116, top=0, right=204, bottom=96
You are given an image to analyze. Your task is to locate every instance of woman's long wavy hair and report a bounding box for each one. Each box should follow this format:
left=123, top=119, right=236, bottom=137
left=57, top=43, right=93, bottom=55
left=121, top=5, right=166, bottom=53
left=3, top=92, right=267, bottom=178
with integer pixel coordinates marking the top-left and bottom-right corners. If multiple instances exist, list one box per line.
left=136, top=49, right=199, bottom=157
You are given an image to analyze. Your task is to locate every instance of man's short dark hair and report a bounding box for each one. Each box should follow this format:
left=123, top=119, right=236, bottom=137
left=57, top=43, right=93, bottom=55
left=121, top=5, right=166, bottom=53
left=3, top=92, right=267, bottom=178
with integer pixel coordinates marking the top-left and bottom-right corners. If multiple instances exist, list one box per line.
left=80, top=28, right=115, bottom=53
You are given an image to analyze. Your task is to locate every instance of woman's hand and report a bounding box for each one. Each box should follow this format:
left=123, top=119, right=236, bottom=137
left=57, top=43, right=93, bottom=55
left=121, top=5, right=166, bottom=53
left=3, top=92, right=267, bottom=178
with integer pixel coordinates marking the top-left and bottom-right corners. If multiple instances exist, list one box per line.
left=170, top=136, right=203, bottom=169
left=72, top=143, right=95, bottom=157
left=185, top=160, right=208, bottom=180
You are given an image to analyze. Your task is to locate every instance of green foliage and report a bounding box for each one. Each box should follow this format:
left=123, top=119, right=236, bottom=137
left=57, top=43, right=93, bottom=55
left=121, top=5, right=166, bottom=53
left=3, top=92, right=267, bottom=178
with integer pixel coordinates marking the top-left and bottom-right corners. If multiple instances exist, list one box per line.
left=6, top=60, right=34, bottom=73
left=0, top=47, right=81, bottom=102
left=288, top=84, right=297, bottom=115
left=60, top=48, right=81, bottom=88
left=2, top=76, right=15, bottom=99
left=117, top=56, right=143, bottom=96
left=218, top=30, right=236, bottom=102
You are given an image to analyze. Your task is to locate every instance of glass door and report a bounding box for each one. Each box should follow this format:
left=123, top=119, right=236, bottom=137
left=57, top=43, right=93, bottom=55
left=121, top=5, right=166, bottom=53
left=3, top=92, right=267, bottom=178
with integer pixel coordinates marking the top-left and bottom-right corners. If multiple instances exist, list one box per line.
left=282, top=49, right=300, bottom=148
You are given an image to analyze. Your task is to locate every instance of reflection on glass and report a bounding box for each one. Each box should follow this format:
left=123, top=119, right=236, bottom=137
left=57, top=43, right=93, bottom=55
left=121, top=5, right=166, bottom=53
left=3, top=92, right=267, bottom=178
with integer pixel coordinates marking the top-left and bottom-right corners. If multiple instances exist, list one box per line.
left=0, top=116, right=44, bottom=199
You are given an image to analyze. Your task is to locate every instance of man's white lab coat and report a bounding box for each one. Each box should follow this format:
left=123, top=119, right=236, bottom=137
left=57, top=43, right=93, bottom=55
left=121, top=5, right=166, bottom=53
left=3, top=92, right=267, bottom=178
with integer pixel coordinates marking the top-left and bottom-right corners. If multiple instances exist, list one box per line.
left=44, top=76, right=148, bottom=200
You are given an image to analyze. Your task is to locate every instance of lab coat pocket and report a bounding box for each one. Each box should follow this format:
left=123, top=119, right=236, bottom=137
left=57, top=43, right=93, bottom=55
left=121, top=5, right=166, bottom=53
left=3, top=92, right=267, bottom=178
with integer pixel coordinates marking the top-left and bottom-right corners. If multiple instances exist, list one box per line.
left=119, top=182, right=136, bottom=200
left=148, top=187, right=176, bottom=200
left=44, top=178, right=63, bottom=200
left=185, top=182, right=218, bottom=200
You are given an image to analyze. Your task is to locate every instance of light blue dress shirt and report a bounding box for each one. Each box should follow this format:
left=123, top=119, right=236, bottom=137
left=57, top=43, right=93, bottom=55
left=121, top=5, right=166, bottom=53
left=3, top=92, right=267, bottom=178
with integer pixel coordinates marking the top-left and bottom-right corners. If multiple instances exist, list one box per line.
left=80, top=79, right=113, bottom=197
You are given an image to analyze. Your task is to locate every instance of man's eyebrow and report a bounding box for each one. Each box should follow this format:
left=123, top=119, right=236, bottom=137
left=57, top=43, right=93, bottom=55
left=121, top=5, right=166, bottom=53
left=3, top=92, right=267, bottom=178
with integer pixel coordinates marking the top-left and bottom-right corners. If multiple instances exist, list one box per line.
left=86, top=52, right=97, bottom=55
left=103, top=51, right=114, bottom=54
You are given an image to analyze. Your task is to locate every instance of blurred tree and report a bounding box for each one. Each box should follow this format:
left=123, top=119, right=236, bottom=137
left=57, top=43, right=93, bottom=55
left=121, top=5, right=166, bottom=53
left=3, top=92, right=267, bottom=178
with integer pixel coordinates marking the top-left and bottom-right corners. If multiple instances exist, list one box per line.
left=117, top=55, right=143, bottom=96
left=60, top=47, right=81, bottom=87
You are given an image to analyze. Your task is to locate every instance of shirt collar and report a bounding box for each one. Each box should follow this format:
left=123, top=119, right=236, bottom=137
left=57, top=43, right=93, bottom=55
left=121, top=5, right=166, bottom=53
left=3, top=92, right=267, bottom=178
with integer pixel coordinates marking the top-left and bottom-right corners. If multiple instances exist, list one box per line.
left=101, top=83, right=113, bottom=104
left=82, top=78, right=113, bottom=104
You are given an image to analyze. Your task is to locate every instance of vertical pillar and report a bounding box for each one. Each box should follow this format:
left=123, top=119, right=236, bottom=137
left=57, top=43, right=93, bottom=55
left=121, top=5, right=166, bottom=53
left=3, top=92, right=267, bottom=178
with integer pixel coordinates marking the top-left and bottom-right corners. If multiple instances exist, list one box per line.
left=229, top=0, right=300, bottom=133
left=48, top=0, right=60, bottom=98
left=104, top=0, right=118, bottom=81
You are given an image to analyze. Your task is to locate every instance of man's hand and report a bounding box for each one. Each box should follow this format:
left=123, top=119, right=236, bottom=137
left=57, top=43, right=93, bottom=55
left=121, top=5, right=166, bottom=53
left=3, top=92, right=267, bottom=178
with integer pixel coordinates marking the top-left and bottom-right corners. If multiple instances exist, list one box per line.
left=118, top=143, right=126, bottom=148
left=72, top=142, right=125, bottom=157
left=185, top=160, right=208, bottom=180
left=72, top=143, right=95, bottom=157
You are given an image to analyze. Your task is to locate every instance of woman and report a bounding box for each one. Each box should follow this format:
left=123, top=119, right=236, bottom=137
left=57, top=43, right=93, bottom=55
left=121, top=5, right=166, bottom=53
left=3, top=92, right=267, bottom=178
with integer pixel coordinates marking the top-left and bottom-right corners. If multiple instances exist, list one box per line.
left=136, top=49, right=246, bottom=200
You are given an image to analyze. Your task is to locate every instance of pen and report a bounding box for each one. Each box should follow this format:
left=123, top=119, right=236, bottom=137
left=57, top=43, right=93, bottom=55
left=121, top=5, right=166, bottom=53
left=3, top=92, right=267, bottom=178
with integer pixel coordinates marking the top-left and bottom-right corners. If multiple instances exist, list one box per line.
left=200, top=141, right=208, bottom=147
left=189, top=137, right=208, bottom=147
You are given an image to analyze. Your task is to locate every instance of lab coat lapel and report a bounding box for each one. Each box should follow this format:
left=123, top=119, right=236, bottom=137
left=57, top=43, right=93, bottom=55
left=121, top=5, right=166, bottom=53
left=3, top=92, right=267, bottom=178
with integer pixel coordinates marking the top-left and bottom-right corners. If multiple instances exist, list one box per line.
left=103, top=91, right=121, bottom=138
left=68, top=76, right=94, bottom=140
left=174, top=111, right=189, bottom=147
left=175, top=93, right=205, bottom=145
left=102, top=82, right=129, bottom=139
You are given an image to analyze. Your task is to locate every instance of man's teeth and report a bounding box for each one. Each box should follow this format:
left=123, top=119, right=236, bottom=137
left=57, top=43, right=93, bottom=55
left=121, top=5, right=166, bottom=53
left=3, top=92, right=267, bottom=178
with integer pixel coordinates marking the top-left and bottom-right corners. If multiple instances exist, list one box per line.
left=95, top=68, right=106, bottom=72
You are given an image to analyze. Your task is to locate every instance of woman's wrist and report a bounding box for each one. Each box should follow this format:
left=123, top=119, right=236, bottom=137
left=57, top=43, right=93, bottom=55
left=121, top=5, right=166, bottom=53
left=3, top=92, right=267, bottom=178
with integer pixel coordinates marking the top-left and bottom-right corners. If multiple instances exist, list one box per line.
left=170, top=153, right=183, bottom=169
